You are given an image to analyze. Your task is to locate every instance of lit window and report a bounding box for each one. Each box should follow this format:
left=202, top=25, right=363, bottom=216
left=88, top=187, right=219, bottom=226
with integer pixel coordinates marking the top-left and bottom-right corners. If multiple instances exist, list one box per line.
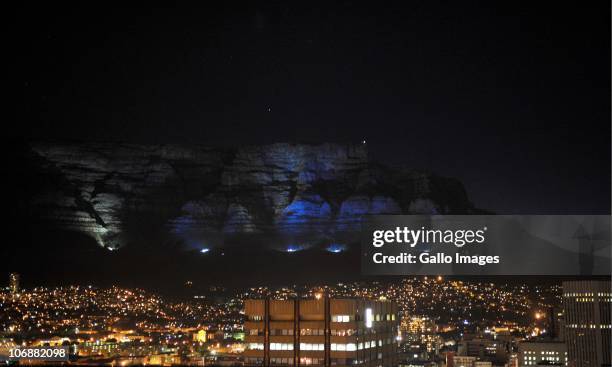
left=332, top=315, right=350, bottom=322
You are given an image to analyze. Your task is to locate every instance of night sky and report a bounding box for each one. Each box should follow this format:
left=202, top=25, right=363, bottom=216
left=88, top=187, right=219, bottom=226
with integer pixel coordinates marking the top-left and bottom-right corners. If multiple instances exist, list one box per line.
left=11, top=2, right=610, bottom=214
left=6, top=3, right=610, bottom=290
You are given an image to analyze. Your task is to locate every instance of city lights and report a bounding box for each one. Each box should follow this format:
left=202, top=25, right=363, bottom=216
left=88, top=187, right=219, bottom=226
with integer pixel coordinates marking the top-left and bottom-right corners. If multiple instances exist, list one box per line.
left=0, top=277, right=575, bottom=366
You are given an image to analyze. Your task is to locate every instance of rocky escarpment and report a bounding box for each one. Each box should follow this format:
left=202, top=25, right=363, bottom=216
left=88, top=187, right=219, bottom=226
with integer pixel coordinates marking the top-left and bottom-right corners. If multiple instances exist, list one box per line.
left=27, top=142, right=478, bottom=251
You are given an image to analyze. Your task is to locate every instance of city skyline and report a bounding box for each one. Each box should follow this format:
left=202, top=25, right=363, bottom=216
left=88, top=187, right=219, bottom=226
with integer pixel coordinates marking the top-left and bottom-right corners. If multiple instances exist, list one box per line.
left=2, top=273, right=609, bottom=366
left=5, top=2, right=611, bottom=366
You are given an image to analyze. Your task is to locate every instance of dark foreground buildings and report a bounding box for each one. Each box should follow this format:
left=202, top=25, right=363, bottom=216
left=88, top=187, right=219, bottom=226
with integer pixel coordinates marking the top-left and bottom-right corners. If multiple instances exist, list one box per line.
left=244, top=297, right=399, bottom=367
left=562, top=280, right=611, bottom=367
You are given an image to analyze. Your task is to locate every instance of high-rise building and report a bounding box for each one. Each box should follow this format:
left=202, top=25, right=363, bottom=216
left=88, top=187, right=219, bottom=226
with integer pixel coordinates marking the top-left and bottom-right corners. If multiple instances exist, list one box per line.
left=9, top=273, right=19, bottom=294
left=546, top=307, right=565, bottom=341
left=562, top=280, right=611, bottom=367
left=243, top=297, right=398, bottom=367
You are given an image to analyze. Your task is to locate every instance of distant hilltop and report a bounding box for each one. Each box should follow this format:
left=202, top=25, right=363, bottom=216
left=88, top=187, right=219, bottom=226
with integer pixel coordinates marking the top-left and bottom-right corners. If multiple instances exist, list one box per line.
left=25, top=142, right=480, bottom=251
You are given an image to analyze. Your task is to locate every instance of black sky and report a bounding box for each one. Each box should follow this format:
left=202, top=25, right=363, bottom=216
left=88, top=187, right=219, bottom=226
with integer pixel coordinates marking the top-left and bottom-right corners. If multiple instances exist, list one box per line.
left=11, top=2, right=611, bottom=214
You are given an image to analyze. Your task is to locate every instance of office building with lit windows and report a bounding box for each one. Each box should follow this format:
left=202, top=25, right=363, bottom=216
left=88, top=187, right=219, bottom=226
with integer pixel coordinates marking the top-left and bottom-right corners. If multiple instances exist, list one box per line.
left=243, top=297, right=399, bottom=367
left=562, top=280, right=611, bottom=367
left=517, top=341, right=567, bottom=366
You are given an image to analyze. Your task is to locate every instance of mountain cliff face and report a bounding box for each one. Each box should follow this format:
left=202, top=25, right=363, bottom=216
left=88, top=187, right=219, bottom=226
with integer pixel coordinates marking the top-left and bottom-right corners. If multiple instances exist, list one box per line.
left=27, top=142, right=477, bottom=251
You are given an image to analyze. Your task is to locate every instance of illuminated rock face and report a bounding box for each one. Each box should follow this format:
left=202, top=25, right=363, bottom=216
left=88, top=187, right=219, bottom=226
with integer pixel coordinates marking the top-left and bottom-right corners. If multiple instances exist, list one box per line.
left=29, top=142, right=477, bottom=250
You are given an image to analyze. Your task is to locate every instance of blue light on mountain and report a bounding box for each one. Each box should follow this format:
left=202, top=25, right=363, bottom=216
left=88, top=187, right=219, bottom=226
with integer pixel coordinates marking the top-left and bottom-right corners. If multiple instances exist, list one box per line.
left=326, top=244, right=346, bottom=253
